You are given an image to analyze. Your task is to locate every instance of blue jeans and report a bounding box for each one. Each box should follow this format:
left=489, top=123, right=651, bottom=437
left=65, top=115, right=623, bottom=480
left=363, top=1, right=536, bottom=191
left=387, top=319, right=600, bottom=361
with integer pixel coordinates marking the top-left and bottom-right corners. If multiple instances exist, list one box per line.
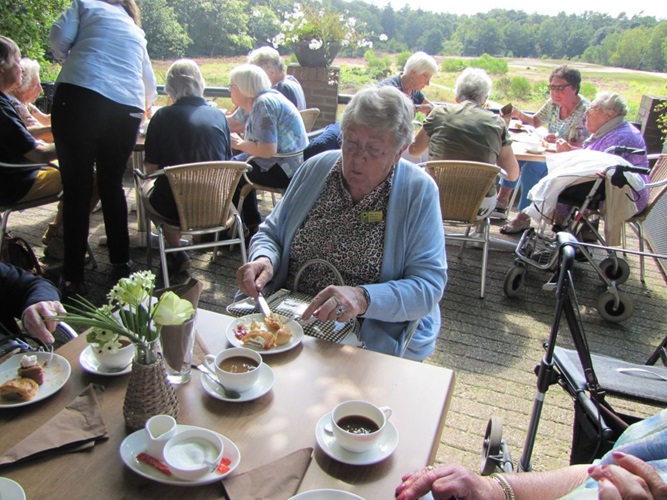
left=500, top=160, right=548, bottom=211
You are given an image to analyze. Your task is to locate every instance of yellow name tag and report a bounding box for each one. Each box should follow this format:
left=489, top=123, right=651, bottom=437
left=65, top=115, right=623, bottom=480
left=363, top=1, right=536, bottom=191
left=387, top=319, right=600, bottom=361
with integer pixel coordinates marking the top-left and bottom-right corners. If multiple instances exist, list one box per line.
left=360, top=211, right=383, bottom=223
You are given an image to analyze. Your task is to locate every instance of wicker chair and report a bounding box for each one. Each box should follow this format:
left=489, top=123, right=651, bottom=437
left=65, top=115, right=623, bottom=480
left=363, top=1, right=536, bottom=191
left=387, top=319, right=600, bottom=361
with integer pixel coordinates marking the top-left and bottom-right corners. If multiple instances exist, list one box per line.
left=425, top=160, right=501, bottom=299
left=0, top=162, right=97, bottom=268
left=623, top=154, right=667, bottom=283
left=299, top=108, right=320, bottom=133
left=135, top=161, right=249, bottom=287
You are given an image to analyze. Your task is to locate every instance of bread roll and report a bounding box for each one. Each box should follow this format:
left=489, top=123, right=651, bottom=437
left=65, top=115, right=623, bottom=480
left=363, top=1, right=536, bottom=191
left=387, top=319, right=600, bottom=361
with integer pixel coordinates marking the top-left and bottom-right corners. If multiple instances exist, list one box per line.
left=0, top=377, right=39, bottom=401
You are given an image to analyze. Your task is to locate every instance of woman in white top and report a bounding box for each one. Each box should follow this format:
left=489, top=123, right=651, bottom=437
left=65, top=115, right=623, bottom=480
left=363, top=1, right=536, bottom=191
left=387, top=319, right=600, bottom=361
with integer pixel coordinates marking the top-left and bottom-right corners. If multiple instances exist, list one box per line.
left=49, top=0, right=156, bottom=298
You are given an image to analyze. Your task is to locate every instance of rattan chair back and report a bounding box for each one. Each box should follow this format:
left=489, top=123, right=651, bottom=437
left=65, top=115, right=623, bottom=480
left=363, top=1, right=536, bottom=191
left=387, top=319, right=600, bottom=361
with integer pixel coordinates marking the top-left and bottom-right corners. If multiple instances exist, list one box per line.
left=426, top=160, right=501, bottom=224
left=299, top=108, right=320, bottom=133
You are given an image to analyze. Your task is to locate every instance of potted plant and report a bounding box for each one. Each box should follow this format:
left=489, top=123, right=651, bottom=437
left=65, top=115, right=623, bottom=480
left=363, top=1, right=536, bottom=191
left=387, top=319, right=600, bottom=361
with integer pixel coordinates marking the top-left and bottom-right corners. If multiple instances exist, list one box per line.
left=64, top=270, right=195, bottom=428
left=271, top=3, right=372, bottom=67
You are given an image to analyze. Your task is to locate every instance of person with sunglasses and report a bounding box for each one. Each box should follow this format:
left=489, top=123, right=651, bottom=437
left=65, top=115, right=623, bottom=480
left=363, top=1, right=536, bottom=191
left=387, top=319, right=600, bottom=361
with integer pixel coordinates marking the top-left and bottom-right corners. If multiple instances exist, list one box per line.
left=496, top=65, right=589, bottom=234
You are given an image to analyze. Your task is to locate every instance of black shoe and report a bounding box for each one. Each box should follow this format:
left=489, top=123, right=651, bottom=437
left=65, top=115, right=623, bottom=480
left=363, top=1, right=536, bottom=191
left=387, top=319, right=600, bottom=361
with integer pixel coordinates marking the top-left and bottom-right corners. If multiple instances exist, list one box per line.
left=167, top=251, right=191, bottom=276
left=112, top=260, right=134, bottom=281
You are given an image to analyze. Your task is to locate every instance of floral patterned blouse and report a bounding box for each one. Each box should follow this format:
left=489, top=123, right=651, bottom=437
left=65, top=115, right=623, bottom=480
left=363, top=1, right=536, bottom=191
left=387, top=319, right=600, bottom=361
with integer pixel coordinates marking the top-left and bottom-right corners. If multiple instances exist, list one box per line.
left=286, top=159, right=393, bottom=295
left=536, top=96, right=589, bottom=144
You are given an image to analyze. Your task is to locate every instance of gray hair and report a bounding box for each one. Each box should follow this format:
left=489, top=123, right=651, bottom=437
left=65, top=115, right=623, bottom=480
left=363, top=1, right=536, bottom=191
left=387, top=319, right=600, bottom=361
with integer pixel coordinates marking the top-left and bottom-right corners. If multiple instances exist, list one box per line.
left=455, top=67, right=492, bottom=105
left=248, top=46, right=285, bottom=75
left=228, top=64, right=271, bottom=98
left=341, top=86, right=415, bottom=153
left=16, top=58, right=40, bottom=94
left=165, top=59, right=205, bottom=101
left=0, top=35, right=19, bottom=70
left=592, top=91, right=628, bottom=118
left=403, top=51, right=438, bottom=77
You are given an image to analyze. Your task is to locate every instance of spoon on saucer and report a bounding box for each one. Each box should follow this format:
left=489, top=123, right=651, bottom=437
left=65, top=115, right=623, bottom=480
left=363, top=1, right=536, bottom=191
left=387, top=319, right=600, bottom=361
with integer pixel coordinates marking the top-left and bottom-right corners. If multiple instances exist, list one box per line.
left=195, top=364, right=241, bottom=400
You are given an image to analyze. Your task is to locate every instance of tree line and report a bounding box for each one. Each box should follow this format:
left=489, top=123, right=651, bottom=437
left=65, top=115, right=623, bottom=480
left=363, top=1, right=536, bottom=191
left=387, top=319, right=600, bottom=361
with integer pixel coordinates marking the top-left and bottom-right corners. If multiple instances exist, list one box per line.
left=2, top=0, right=666, bottom=72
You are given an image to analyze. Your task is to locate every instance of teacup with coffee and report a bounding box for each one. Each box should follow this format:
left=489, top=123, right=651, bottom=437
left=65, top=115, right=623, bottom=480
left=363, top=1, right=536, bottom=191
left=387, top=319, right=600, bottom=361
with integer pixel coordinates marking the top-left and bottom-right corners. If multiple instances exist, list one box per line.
left=331, top=400, right=392, bottom=453
left=204, top=347, right=262, bottom=392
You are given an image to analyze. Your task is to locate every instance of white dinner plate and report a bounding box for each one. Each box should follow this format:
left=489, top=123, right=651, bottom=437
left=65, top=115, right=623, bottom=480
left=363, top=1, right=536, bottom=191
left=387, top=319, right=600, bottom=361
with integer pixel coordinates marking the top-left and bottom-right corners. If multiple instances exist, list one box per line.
left=79, top=345, right=132, bottom=376
left=225, top=313, right=304, bottom=354
left=315, top=412, right=399, bottom=466
left=0, top=477, right=26, bottom=500
left=119, top=424, right=240, bottom=485
left=290, top=490, right=365, bottom=500
left=0, top=352, right=71, bottom=408
left=524, top=146, right=546, bottom=154
left=200, top=363, right=274, bottom=402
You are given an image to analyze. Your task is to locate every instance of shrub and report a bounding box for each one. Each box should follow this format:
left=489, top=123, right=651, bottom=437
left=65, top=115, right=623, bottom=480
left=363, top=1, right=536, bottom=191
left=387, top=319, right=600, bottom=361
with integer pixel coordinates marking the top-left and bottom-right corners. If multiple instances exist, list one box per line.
left=441, top=58, right=468, bottom=72
left=469, top=54, right=508, bottom=75
left=364, top=49, right=393, bottom=80
left=396, top=51, right=412, bottom=71
left=509, top=76, right=532, bottom=100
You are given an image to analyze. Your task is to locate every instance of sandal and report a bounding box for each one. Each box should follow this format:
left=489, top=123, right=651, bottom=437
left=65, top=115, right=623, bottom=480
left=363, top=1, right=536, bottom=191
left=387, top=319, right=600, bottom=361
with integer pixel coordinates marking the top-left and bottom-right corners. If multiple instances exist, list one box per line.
left=500, top=215, right=531, bottom=235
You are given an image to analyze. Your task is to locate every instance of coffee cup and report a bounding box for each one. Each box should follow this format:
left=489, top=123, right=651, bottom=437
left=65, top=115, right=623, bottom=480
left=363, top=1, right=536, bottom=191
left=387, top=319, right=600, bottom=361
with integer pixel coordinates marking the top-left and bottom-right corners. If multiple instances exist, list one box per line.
left=145, top=414, right=178, bottom=459
left=331, top=400, right=392, bottom=453
left=204, top=347, right=262, bottom=393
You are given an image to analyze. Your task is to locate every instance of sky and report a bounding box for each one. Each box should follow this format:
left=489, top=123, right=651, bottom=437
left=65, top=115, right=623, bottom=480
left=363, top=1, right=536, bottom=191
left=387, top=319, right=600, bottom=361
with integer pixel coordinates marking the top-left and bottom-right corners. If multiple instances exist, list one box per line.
left=363, top=0, right=667, bottom=20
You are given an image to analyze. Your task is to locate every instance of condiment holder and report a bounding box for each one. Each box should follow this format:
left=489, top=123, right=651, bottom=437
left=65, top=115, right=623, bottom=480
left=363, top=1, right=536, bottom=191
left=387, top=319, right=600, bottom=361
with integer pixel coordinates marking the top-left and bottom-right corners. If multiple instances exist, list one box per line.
left=145, top=414, right=177, bottom=460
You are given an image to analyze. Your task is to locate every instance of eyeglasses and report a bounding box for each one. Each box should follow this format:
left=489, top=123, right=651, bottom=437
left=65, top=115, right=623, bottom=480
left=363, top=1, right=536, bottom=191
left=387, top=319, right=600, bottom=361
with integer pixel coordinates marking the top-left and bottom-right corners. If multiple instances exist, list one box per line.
left=547, top=84, right=572, bottom=92
left=342, top=141, right=387, bottom=160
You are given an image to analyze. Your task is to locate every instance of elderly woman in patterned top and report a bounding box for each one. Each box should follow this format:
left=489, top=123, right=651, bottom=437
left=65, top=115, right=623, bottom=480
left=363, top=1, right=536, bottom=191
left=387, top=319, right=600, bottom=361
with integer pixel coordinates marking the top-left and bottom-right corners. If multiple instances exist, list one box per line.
left=228, top=63, right=308, bottom=237
left=497, top=65, right=589, bottom=235
left=236, top=86, right=447, bottom=361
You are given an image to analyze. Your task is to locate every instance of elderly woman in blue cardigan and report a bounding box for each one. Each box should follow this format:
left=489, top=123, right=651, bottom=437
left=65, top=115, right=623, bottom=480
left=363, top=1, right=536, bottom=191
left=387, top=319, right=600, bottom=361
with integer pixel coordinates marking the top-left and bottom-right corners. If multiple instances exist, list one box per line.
left=236, top=86, right=447, bottom=361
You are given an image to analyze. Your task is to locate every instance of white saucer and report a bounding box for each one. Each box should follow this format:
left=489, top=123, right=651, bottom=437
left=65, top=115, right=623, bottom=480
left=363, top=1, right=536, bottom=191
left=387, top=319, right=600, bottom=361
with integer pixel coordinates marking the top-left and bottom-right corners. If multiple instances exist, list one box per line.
left=200, top=363, right=274, bottom=402
left=315, top=413, right=399, bottom=466
left=79, top=345, right=132, bottom=376
left=0, top=477, right=26, bottom=500
left=290, top=490, right=364, bottom=499
left=0, top=353, right=71, bottom=409
left=119, top=424, right=240, bottom=485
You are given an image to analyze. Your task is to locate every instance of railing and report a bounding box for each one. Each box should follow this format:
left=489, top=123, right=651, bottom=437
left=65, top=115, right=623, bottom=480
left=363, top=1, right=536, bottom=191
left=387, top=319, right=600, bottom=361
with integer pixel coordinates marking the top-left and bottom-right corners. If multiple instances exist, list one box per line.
left=157, top=85, right=354, bottom=105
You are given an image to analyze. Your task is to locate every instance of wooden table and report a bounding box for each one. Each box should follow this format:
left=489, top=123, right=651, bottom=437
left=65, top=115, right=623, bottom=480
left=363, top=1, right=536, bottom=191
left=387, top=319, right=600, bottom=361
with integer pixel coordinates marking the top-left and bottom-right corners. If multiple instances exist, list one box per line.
left=0, top=310, right=455, bottom=499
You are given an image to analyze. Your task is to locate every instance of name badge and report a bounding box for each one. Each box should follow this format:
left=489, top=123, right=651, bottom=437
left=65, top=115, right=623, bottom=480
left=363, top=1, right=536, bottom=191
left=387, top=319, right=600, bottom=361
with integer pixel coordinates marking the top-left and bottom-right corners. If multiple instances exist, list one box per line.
left=360, top=211, right=383, bottom=223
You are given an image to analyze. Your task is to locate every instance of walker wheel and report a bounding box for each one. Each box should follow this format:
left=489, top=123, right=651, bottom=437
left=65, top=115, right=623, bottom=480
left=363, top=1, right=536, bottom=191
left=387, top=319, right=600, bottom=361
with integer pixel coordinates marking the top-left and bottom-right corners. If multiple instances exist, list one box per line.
left=597, top=291, right=634, bottom=323
left=598, top=257, right=630, bottom=285
left=503, top=265, right=524, bottom=298
left=481, top=416, right=503, bottom=476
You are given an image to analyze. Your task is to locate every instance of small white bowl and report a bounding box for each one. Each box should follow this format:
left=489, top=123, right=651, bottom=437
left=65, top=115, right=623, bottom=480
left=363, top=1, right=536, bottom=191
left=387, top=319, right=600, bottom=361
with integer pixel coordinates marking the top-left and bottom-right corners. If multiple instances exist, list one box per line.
left=163, top=428, right=224, bottom=481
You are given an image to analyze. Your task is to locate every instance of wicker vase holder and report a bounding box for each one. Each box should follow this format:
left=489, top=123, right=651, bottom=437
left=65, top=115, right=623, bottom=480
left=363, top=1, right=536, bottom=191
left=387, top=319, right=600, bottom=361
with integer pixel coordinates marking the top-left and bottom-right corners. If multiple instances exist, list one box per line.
left=123, top=355, right=179, bottom=430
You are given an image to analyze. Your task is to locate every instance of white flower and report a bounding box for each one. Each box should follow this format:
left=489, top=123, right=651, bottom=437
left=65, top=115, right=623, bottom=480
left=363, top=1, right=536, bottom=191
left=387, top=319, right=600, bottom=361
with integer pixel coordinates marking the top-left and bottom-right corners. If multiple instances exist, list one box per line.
left=309, top=39, right=323, bottom=50
left=379, top=33, right=388, bottom=42
left=153, top=292, right=194, bottom=326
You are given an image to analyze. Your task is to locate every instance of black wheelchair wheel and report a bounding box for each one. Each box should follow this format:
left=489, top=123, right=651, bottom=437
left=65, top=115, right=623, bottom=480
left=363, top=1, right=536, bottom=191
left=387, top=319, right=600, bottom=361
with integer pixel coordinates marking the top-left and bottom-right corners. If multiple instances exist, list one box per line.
left=481, top=415, right=503, bottom=476
left=503, top=264, right=524, bottom=298
left=598, top=257, right=630, bottom=285
left=597, top=291, right=634, bottom=323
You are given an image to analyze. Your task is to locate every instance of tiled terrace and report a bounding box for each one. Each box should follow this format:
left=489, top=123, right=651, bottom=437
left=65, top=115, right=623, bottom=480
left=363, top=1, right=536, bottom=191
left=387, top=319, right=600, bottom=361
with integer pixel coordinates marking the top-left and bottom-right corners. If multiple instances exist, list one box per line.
left=8, top=170, right=667, bottom=475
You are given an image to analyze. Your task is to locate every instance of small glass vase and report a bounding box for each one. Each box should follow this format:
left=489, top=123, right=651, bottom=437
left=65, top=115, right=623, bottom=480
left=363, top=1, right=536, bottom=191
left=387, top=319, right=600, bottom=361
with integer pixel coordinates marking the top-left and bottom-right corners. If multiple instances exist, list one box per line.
left=123, top=338, right=179, bottom=430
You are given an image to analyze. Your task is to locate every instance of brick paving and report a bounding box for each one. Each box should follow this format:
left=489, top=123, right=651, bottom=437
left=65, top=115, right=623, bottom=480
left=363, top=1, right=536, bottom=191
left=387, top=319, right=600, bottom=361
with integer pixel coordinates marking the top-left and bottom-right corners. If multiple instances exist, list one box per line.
left=8, top=172, right=667, bottom=475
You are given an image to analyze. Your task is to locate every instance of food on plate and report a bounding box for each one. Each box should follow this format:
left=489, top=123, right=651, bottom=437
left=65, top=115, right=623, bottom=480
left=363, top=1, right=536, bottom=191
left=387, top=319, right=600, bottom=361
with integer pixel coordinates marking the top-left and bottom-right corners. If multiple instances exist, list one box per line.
left=233, top=314, right=292, bottom=350
left=17, top=354, right=44, bottom=385
left=0, top=377, right=39, bottom=401
left=137, top=452, right=172, bottom=476
left=216, top=456, right=232, bottom=474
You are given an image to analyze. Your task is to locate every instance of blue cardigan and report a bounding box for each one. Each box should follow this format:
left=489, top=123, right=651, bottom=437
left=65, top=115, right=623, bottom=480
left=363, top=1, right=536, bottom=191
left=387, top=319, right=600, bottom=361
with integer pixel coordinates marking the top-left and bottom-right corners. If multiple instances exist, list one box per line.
left=248, top=150, right=447, bottom=360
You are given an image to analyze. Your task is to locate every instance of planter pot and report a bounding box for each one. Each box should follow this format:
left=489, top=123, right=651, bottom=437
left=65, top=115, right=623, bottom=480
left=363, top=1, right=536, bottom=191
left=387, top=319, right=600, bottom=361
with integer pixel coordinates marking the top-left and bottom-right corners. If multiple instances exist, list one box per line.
left=90, top=340, right=134, bottom=370
left=292, top=41, right=342, bottom=67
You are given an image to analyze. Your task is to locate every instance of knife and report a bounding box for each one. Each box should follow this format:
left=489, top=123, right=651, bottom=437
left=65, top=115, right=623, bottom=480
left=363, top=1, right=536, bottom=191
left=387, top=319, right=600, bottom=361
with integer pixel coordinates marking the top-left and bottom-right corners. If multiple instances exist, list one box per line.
left=256, top=292, right=272, bottom=319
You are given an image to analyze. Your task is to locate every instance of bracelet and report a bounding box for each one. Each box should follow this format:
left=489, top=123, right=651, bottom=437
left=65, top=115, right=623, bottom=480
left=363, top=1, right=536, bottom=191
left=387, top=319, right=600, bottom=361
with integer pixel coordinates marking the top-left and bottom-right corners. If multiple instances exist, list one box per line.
left=359, top=287, right=371, bottom=315
left=491, top=473, right=515, bottom=500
